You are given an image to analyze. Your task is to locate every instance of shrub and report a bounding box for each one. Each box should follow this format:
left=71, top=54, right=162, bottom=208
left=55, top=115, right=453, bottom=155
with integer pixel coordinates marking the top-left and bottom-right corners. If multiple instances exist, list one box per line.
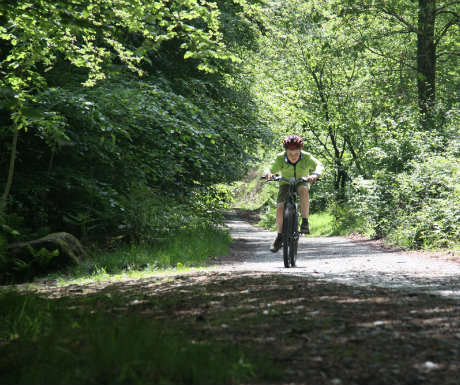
left=390, top=154, right=460, bottom=248
left=350, top=152, right=460, bottom=249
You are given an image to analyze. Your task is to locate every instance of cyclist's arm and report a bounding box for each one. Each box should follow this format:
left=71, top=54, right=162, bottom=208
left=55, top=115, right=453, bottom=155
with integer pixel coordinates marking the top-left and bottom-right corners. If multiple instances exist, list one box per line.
left=265, top=155, right=283, bottom=180
left=310, top=154, right=324, bottom=176
left=304, top=153, right=324, bottom=183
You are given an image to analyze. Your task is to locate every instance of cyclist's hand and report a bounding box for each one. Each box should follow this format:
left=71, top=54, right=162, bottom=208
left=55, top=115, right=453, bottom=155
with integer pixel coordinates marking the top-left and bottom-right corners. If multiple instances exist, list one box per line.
left=306, top=174, right=319, bottom=183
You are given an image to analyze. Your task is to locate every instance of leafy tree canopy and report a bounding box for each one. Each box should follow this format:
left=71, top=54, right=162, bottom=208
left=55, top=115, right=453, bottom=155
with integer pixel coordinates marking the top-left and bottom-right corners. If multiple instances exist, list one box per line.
left=0, top=0, right=237, bottom=91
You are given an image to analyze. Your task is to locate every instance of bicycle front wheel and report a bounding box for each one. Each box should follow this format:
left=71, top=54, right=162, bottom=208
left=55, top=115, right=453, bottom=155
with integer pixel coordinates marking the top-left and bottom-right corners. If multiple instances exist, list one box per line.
left=289, top=214, right=299, bottom=267
left=282, top=202, right=295, bottom=268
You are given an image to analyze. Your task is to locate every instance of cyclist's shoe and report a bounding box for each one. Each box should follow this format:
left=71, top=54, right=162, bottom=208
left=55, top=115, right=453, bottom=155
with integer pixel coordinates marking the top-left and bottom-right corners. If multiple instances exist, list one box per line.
left=270, top=235, right=283, bottom=253
left=300, top=219, right=310, bottom=234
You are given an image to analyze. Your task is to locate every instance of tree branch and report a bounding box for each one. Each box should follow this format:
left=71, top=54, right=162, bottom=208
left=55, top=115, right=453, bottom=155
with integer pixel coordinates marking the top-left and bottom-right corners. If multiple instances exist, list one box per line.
left=435, top=15, right=460, bottom=44
left=380, top=8, right=418, bottom=33
left=436, top=2, right=460, bottom=14
left=437, top=50, right=460, bottom=58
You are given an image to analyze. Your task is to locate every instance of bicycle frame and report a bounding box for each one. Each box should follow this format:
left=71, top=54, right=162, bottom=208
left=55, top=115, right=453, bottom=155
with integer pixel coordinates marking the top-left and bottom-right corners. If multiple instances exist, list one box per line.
left=267, top=175, right=306, bottom=267
left=281, top=176, right=303, bottom=267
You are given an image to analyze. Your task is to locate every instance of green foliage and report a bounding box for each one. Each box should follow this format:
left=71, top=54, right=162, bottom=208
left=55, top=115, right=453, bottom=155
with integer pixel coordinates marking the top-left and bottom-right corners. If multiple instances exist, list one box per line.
left=0, top=246, right=60, bottom=284
left=327, top=203, right=365, bottom=236
left=0, top=0, right=231, bottom=94
left=243, top=0, right=459, bottom=251
left=2, top=0, right=459, bottom=254
left=234, top=177, right=279, bottom=211
left=0, top=214, right=21, bottom=240
left=44, top=224, right=231, bottom=284
left=349, top=173, right=397, bottom=238
left=162, top=225, right=232, bottom=267
left=257, top=203, right=277, bottom=231
left=390, top=154, right=460, bottom=248
left=308, top=212, right=336, bottom=236
left=351, top=148, right=460, bottom=249
left=0, top=290, right=282, bottom=385
left=248, top=0, right=413, bottom=199
left=0, top=0, right=265, bottom=244
left=1, top=70, right=263, bottom=241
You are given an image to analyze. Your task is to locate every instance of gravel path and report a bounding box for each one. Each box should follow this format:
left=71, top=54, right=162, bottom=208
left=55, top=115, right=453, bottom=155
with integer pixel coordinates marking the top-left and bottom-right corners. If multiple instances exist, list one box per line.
left=219, top=211, right=460, bottom=298
left=18, top=211, right=460, bottom=385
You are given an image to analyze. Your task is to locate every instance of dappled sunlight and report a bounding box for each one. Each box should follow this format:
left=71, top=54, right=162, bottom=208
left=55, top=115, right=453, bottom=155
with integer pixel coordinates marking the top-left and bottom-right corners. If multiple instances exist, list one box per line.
left=113, top=273, right=460, bottom=382
left=6, top=214, right=460, bottom=385
left=335, top=296, right=392, bottom=304
left=10, top=267, right=460, bottom=385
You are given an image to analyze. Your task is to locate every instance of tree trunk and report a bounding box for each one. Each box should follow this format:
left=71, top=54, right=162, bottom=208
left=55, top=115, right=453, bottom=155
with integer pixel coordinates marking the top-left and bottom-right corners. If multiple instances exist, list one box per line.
left=0, top=127, right=19, bottom=219
left=417, top=0, right=437, bottom=117
left=334, top=165, right=348, bottom=203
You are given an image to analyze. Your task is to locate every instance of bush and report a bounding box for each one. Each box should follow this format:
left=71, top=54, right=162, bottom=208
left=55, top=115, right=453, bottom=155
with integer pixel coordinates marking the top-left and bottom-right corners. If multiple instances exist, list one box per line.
left=115, top=182, right=232, bottom=246
left=350, top=152, right=460, bottom=249
left=1, top=72, right=265, bottom=243
left=390, top=154, right=460, bottom=248
left=348, top=172, right=398, bottom=238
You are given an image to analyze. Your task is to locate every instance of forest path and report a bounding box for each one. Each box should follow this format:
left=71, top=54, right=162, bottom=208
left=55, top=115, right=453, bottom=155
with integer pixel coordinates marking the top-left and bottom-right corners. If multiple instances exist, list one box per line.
left=33, top=211, right=460, bottom=385
left=218, top=210, right=460, bottom=298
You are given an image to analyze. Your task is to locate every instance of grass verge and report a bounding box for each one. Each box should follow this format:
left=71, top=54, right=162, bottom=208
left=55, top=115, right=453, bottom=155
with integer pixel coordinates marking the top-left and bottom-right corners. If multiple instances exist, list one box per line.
left=0, top=289, right=283, bottom=385
left=258, top=210, right=358, bottom=237
left=32, top=226, right=232, bottom=285
left=309, top=212, right=335, bottom=236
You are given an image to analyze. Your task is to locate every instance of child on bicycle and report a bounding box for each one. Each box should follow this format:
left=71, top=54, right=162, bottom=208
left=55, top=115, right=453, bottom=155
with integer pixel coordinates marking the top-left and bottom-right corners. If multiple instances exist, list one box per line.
left=265, top=135, right=324, bottom=253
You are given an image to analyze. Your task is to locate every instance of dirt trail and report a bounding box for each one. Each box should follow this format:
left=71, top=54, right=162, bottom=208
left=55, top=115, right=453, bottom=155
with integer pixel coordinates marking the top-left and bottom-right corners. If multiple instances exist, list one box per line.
left=30, top=211, right=460, bottom=385
left=191, top=210, right=460, bottom=385
left=220, top=211, right=460, bottom=298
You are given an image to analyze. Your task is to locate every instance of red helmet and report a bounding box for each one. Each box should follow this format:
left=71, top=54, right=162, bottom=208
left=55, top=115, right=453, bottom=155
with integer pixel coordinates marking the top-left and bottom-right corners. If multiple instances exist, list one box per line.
left=283, top=135, right=304, bottom=150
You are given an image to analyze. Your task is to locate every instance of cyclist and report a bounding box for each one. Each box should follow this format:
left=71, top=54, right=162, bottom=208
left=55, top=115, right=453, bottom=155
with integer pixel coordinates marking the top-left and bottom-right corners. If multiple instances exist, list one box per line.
left=265, top=135, right=324, bottom=253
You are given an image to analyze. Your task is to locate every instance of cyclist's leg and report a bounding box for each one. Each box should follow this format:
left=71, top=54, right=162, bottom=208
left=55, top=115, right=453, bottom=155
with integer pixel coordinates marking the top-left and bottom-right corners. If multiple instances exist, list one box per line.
left=276, top=185, right=289, bottom=233
left=276, top=202, right=284, bottom=233
left=296, top=182, right=310, bottom=218
left=297, top=184, right=310, bottom=218
left=297, top=182, right=311, bottom=233
left=270, top=185, right=288, bottom=252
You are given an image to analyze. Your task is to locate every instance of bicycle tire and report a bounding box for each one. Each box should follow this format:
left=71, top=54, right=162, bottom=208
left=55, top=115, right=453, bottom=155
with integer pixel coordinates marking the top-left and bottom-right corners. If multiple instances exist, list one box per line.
left=289, top=213, right=298, bottom=267
left=282, top=202, right=294, bottom=268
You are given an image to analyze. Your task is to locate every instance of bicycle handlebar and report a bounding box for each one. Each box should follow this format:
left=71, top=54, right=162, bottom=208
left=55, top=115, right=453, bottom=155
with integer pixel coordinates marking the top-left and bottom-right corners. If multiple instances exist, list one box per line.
left=260, top=174, right=321, bottom=183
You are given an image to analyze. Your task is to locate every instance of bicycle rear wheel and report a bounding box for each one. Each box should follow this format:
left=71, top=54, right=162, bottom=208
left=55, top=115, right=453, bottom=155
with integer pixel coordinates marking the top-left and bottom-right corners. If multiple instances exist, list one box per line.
left=282, top=203, right=294, bottom=268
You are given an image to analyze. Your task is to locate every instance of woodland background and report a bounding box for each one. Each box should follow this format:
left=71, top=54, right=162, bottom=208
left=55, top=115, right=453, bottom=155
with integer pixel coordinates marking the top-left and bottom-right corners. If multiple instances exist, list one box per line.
left=1, top=0, right=460, bottom=281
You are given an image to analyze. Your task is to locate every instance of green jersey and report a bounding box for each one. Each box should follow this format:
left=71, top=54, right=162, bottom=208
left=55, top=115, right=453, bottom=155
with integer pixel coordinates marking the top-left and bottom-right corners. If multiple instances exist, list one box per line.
left=268, top=151, right=324, bottom=185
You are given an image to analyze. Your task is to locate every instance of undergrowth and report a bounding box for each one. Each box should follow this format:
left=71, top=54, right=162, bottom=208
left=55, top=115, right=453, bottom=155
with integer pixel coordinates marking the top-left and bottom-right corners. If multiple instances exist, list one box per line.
left=258, top=210, right=356, bottom=236
left=47, top=225, right=232, bottom=285
left=0, top=290, right=283, bottom=385
left=0, top=224, right=231, bottom=286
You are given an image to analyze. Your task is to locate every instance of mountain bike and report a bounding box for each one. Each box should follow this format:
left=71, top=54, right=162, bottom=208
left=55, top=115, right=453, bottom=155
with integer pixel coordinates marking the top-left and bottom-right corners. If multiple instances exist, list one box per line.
left=264, top=174, right=318, bottom=268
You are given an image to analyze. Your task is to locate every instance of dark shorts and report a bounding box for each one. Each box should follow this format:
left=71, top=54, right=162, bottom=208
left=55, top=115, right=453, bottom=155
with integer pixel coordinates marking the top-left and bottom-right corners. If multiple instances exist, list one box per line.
left=276, top=181, right=309, bottom=203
